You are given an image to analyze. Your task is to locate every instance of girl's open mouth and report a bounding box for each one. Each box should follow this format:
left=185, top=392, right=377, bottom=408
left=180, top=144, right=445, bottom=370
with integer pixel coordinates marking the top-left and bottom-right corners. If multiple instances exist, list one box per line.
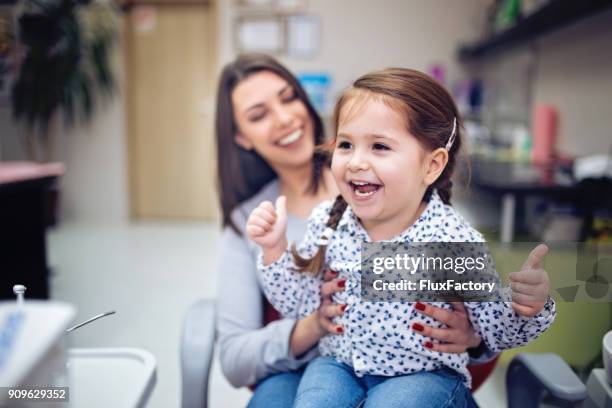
left=349, top=181, right=382, bottom=198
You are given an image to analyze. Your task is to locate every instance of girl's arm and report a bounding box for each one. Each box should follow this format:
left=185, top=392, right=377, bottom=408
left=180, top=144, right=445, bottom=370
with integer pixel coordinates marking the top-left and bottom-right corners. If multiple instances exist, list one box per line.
left=216, top=226, right=318, bottom=387
left=465, top=245, right=556, bottom=352
left=466, top=297, right=556, bottom=352
left=252, top=200, right=332, bottom=319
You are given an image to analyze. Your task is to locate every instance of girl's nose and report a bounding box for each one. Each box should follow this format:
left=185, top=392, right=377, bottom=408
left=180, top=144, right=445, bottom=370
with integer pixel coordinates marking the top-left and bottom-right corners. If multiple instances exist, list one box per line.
left=347, top=151, right=369, bottom=172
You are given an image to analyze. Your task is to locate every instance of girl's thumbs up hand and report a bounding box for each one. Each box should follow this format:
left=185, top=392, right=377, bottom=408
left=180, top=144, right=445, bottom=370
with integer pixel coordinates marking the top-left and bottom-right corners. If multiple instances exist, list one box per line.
left=247, top=196, right=289, bottom=263
left=509, top=244, right=551, bottom=317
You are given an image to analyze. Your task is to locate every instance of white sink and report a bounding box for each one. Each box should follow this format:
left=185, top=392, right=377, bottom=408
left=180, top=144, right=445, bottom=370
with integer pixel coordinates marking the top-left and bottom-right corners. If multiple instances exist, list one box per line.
left=67, top=348, right=156, bottom=408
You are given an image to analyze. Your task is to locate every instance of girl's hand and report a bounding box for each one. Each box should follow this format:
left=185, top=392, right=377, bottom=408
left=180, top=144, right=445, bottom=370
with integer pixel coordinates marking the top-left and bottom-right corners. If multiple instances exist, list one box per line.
left=411, top=302, right=482, bottom=353
left=316, top=269, right=347, bottom=335
left=509, top=244, right=550, bottom=317
left=246, top=196, right=288, bottom=258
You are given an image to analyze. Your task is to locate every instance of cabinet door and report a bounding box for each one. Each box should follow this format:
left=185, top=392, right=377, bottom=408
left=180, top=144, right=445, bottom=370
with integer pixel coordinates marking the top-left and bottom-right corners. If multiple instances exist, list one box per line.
left=125, top=3, right=218, bottom=219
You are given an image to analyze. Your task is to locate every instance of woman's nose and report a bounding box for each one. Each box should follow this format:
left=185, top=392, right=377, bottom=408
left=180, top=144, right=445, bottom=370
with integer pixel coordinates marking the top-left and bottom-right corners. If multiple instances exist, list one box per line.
left=272, top=104, right=293, bottom=128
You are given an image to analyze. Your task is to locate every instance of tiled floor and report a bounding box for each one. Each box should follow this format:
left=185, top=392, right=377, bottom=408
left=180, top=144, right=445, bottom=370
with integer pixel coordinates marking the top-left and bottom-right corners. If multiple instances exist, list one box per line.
left=47, top=221, right=507, bottom=407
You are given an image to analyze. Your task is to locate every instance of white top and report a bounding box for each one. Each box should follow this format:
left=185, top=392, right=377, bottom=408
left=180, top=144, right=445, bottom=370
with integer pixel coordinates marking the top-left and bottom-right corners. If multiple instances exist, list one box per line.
left=258, top=191, right=556, bottom=386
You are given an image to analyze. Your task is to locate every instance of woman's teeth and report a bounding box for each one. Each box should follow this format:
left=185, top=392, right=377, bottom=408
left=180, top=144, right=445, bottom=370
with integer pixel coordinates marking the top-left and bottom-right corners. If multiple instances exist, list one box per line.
left=277, top=129, right=302, bottom=146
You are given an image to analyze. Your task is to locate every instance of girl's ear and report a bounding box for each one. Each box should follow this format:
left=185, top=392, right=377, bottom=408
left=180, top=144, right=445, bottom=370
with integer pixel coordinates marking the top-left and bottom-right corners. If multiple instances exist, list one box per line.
left=234, top=133, right=254, bottom=150
left=423, top=147, right=449, bottom=186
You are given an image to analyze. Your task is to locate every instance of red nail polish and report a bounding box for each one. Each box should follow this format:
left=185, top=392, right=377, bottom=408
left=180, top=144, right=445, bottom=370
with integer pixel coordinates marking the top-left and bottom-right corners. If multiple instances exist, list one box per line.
left=337, top=279, right=346, bottom=288
left=412, top=323, right=424, bottom=332
left=330, top=269, right=339, bottom=275
left=340, top=304, right=347, bottom=312
left=415, top=302, right=426, bottom=311
left=424, top=341, right=433, bottom=349
left=336, top=327, right=344, bottom=333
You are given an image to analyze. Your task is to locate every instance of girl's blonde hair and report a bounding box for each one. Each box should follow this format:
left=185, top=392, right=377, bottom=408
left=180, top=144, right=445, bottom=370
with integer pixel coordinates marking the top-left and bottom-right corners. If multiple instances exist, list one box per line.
left=293, top=67, right=464, bottom=275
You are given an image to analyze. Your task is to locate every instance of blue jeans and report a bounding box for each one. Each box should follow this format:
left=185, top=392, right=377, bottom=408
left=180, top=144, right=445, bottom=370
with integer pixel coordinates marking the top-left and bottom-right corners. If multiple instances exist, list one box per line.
left=294, top=356, right=477, bottom=408
left=247, top=369, right=304, bottom=408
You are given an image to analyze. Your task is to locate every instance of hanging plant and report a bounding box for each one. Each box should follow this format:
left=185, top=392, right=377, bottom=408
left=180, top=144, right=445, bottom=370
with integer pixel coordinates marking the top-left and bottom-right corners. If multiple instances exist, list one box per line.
left=11, top=0, right=118, bottom=161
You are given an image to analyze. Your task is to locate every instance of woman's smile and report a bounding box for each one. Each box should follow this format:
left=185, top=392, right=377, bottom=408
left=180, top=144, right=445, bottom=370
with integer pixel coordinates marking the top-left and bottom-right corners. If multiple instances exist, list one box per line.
left=275, top=127, right=304, bottom=147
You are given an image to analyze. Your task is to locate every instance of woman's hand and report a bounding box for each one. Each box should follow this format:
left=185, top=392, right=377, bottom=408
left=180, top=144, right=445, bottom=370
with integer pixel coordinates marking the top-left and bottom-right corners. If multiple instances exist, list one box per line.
left=316, top=269, right=347, bottom=334
left=289, top=269, right=346, bottom=356
left=411, top=302, right=482, bottom=353
left=246, top=196, right=288, bottom=264
left=509, top=244, right=550, bottom=317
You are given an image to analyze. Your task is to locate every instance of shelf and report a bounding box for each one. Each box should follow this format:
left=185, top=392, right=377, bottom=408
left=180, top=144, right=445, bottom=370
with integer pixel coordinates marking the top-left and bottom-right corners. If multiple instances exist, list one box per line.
left=459, top=0, right=612, bottom=61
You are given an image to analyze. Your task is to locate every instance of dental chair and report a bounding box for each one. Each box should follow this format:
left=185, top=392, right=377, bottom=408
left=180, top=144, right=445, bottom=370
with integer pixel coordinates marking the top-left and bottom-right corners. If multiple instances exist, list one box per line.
left=180, top=299, right=587, bottom=408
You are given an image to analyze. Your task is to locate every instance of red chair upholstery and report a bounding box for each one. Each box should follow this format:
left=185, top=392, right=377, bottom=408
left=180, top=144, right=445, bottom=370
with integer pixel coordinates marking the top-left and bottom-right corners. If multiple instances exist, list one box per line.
left=467, top=355, right=499, bottom=392
left=262, top=298, right=498, bottom=392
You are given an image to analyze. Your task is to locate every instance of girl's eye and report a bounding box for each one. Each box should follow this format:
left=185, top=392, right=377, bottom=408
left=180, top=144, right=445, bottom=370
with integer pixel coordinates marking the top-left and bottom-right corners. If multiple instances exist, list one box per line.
left=337, top=141, right=352, bottom=149
left=338, top=141, right=350, bottom=149
left=373, top=143, right=390, bottom=151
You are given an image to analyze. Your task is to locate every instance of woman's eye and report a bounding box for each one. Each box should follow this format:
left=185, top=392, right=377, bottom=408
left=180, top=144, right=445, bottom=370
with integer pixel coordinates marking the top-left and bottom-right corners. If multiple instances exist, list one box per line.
left=281, top=90, right=297, bottom=103
left=337, top=141, right=352, bottom=149
left=248, top=112, right=266, bottom=122
left=373, top=143, right=390, bottom=151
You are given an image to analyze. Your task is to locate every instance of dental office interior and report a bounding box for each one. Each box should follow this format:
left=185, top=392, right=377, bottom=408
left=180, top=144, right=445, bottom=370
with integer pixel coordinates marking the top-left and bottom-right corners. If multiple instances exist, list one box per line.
left=1, top=0, right=611, bottom=407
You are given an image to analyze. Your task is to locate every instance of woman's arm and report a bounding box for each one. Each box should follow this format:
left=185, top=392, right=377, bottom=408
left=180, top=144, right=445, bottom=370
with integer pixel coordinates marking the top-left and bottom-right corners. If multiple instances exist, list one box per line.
left=289, top=270, right=346, bottom=356
left=216, top=226, right=318, bottom=387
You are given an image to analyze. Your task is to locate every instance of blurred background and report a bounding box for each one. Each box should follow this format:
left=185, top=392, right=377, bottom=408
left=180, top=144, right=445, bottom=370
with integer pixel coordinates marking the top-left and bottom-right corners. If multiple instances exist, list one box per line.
left=0, top=0, right=611, bottom=406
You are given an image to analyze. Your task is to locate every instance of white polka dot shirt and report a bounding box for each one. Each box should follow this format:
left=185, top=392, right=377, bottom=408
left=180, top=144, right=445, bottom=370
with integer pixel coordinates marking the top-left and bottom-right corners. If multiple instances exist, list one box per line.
left=257, top=191, right=556, bottom=387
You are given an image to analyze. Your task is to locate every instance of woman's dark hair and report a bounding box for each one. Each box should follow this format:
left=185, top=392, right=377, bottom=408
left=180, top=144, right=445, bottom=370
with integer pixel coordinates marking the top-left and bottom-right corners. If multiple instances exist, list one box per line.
left=216, top=53, right=327, bottom=234
left=293, top=67, right=464, bottom=274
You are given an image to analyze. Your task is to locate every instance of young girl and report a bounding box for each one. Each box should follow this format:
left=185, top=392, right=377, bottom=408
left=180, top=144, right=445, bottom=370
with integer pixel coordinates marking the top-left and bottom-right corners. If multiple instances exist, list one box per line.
left=246, top=68, right=555, bottom=407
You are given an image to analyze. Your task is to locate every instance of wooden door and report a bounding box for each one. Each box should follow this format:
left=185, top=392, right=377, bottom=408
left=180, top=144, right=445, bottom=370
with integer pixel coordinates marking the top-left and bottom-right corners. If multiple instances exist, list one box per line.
left=125, top=2, right=218, bottom=219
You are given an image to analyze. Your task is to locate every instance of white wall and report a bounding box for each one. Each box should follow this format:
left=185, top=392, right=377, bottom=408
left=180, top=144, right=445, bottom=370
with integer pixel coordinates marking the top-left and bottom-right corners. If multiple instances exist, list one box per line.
left=54, top=89, right=129, bottom=222
left=4, top=2, right=608, bottom=223
left=217, top=0, right=489, bottom=105
left=0, top=0, right=491, bottom=223
left=218, top=1, right=612, bottom=158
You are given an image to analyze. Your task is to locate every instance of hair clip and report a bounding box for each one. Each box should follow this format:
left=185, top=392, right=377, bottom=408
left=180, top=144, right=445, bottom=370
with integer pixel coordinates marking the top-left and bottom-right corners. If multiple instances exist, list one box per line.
left=445, top=118, right=457, bottom=151
left=317, top=227, right=335, bottom=246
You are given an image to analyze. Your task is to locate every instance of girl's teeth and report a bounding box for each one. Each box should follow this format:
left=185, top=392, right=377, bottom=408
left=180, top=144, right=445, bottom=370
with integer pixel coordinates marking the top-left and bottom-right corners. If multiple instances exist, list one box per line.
left=355, top=189, right=376, bottom=197
left=278, top=130, right=302, bottom=146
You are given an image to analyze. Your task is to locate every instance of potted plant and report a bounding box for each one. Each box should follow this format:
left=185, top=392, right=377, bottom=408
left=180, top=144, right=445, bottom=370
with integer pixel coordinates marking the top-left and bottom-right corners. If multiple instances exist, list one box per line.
left=10, top=0, right=118, bottom=223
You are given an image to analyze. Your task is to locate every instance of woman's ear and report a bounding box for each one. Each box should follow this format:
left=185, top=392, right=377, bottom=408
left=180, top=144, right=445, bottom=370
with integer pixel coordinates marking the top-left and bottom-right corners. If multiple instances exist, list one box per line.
left=423, top=147, right=449, bottom=186
left=234, top=133, right=254, bottom=150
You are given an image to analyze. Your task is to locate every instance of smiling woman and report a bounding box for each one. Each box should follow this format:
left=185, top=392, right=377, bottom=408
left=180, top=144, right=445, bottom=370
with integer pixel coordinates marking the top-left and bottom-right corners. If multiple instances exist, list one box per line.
left=215, top=54, right=328, bottom=233
left=232, top=71, right=316, bottom=170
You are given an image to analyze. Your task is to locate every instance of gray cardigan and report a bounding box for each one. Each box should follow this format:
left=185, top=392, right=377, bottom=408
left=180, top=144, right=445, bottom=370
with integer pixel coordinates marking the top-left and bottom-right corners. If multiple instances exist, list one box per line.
left=216, top=180, right=318, bottom=387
